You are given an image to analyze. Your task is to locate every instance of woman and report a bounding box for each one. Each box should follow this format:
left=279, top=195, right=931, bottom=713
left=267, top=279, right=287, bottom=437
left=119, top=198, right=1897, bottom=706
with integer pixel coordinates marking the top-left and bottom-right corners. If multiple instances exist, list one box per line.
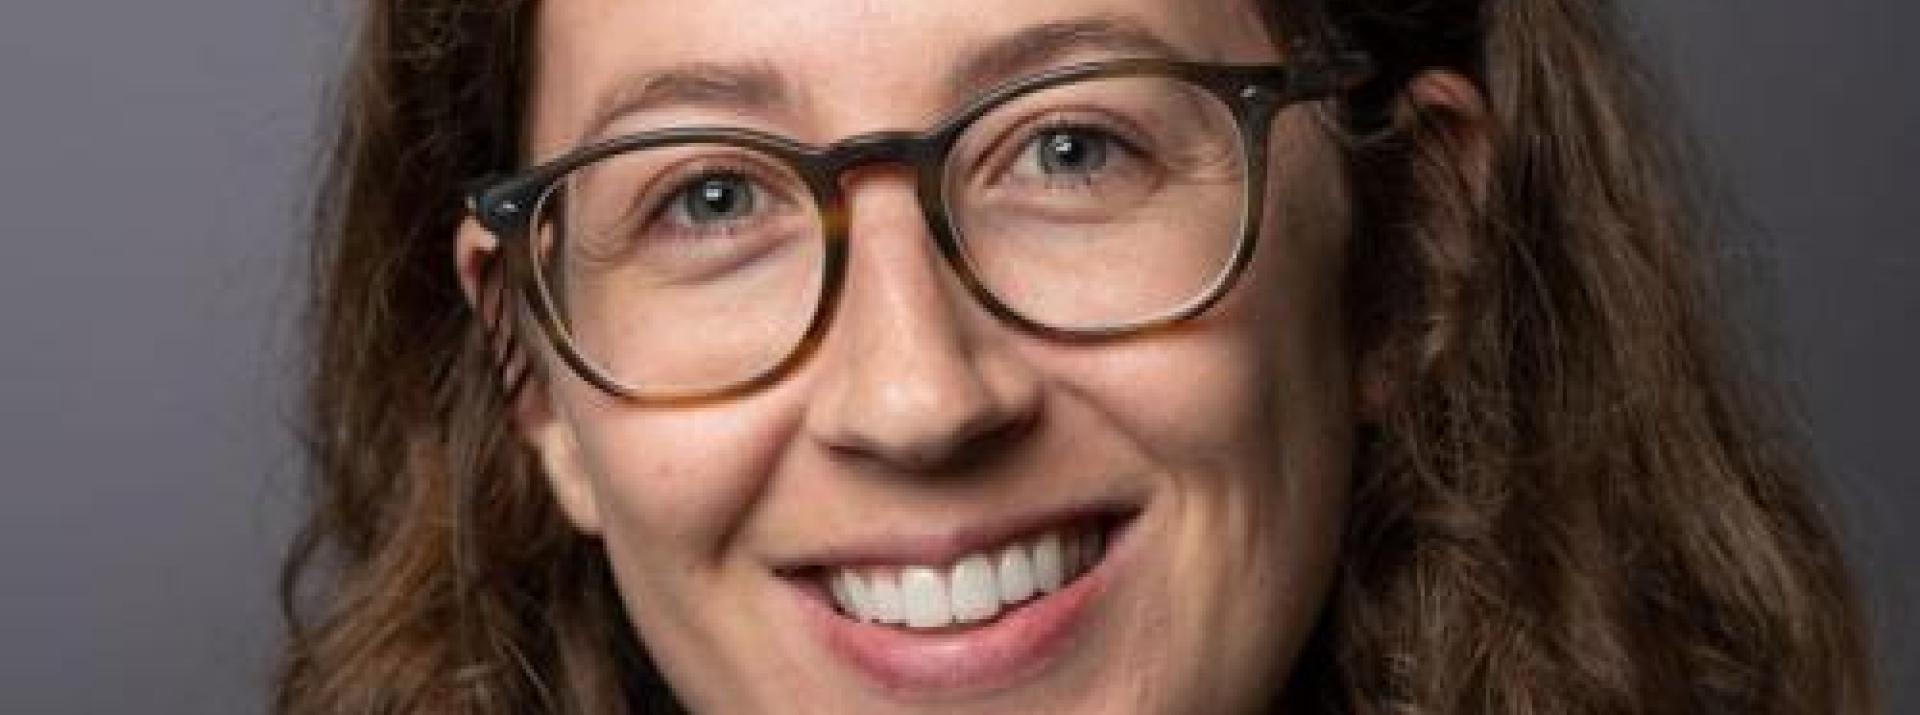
left=277, top=0, right=1876, bottom=711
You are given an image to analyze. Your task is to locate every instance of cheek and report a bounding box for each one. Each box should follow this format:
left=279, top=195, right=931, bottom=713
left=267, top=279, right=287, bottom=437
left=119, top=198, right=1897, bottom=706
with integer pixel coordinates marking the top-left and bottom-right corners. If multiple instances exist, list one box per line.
left=1230, top=107, right=1355, bottom=552
left=1055, top=110, right=1350, bottom=466
left=1119, top=111, right=1352, bottom=700
left=560, top=388, right=797, bottom=571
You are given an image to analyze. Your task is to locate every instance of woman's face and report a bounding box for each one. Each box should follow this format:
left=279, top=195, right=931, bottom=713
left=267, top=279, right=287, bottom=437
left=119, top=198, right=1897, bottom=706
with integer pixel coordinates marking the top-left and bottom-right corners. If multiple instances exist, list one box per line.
left=496, top=0, right=1357, bottom=710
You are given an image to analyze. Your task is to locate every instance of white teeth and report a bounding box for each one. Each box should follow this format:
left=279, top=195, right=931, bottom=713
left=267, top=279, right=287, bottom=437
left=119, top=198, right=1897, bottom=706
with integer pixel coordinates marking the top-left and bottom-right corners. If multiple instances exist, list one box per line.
left=867, top=573, right=904, bottom=624
left=824, top=526, right=1106, bottom=630
left=996, top=544, right=1035, bottom=605
left=842, top=571, right=872, bottom=618
left=949, top=555, right=999, bottom=623
left=900, top=567, right=953, bottom=628
left=1031, top=532, right=1065, bottom=593
left=830, top=570, right=852, bottom=605
left=830, top=571, right=858, bottom=614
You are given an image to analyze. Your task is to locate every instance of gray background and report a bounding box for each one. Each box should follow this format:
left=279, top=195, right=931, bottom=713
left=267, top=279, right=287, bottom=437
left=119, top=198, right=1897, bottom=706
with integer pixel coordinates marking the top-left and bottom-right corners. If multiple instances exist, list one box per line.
left=0, top=1, right=1911, bottom=712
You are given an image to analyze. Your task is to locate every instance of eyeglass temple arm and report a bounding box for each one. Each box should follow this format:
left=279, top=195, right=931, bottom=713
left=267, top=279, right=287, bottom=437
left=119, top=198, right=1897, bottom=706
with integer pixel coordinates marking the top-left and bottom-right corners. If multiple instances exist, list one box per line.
left=1290, top=49, right=1375, bottom=97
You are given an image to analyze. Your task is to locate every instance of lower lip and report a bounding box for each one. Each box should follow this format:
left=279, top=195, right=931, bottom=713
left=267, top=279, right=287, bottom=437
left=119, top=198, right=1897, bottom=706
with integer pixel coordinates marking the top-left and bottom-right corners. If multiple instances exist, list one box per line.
left=788, top=521, right=1132, bottom=700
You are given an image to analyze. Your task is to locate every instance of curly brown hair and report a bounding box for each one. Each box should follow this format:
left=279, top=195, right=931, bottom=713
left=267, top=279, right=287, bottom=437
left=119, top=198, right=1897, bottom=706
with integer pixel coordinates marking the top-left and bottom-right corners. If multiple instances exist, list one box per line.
left=277, top=0, right=1877, bottom=712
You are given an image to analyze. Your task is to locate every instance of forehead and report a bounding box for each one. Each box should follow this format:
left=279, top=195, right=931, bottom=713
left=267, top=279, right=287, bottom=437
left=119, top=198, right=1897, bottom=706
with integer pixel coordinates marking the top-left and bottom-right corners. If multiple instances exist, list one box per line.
left=526, top=0, right=1277, bottom=152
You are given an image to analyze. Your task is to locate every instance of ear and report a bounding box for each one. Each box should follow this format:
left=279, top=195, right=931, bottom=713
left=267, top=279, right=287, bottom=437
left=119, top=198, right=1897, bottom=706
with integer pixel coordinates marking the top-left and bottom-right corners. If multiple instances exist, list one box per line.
left=1354, top=69, right=1492, bottom=424
left=455, top=219, right=604, bottom=533
left=1400, top=70, right=1493, bottom=205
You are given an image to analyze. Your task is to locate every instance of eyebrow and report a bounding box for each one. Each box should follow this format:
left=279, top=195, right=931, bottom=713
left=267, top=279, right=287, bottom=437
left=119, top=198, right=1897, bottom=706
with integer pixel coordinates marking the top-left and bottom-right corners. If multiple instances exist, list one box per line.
left=574, top=13, right=1189, bottom=145
left=947, top=14, right=1188, bottom=94
left=577, top=60, right=789, bottom=144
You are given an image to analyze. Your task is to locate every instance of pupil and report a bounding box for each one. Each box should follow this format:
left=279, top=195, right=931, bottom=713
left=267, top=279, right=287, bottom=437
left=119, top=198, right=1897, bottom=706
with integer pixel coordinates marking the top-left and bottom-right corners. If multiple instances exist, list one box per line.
left=1041, top=131, right=1105, bottom=173
left=686, top=174, right=751, bottom=222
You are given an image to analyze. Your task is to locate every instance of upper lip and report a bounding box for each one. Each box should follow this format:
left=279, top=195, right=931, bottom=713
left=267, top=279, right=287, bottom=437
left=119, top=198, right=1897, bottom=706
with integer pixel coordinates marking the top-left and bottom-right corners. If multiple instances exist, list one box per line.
left=766, top=498, right=1141, bottom=573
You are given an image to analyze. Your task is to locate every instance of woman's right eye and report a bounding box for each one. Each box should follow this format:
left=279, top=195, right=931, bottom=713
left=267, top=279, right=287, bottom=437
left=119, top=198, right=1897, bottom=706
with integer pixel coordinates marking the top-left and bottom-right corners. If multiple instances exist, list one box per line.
left=663, top=171, right=760, bottom=231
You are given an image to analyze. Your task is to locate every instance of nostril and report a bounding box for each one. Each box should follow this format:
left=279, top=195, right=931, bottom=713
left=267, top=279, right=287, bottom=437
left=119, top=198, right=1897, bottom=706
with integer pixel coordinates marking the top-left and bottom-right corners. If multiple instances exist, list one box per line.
left=821, top=376, right=1038, bottom=473
left=806, top=330, right=1046, bottom=473
left=893, top=399, right=1039, bottom=473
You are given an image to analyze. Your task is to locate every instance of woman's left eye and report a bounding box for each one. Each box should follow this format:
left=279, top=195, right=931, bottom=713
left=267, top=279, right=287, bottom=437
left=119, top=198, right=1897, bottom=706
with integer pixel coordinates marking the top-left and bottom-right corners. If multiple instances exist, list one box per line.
left=1026, top=127, right=1115, bottom=177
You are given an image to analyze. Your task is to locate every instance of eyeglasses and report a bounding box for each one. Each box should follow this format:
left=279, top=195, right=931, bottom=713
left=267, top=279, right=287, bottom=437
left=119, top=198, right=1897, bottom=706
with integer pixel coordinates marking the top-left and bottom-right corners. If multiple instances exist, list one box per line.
left=467, top=55, right=1371, bottom=404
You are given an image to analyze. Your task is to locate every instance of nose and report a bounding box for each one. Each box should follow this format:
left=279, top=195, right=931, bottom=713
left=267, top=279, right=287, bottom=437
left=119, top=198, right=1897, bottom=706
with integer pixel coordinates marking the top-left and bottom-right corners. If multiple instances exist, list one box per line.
left=801, top=172, right=1041, bottom=473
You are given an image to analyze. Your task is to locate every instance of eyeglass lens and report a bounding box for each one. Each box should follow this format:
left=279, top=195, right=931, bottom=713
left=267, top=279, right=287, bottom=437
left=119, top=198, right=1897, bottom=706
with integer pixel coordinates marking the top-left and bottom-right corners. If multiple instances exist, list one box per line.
left=533, top=73, right=1249, bottom=395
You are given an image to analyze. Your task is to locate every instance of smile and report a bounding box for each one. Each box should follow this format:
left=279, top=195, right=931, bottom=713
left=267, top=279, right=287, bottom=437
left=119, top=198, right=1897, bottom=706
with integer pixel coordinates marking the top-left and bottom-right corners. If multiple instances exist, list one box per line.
left=775, top=504, right=1139, bottom=696
left=824, top=524, right=1106, bottom=629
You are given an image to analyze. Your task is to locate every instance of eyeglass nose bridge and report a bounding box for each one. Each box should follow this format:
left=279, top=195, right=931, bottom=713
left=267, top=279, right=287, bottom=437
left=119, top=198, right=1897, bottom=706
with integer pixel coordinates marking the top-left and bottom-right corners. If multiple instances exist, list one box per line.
left=814, top=129, right=944, bottom=177
left=804, top=128, right=957, bottom=245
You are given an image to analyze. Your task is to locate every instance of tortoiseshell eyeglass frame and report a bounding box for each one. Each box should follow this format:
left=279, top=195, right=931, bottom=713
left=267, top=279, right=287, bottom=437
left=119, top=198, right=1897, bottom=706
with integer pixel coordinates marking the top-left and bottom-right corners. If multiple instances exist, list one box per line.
left=466, top=53, right=1374, bottom=405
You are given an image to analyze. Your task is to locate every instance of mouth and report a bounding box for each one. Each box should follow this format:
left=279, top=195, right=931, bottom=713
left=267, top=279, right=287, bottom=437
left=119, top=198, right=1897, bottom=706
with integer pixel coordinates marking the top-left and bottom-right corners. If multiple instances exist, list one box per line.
left=773, top=504, right=1140, bottom=697
left=820, top=517, right=1110, bottom=630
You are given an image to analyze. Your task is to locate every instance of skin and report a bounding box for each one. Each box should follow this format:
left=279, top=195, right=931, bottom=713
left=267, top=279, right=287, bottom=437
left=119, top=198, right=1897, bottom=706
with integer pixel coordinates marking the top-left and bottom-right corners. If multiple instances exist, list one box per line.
left=451, top=0, right=1469, bottom=711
